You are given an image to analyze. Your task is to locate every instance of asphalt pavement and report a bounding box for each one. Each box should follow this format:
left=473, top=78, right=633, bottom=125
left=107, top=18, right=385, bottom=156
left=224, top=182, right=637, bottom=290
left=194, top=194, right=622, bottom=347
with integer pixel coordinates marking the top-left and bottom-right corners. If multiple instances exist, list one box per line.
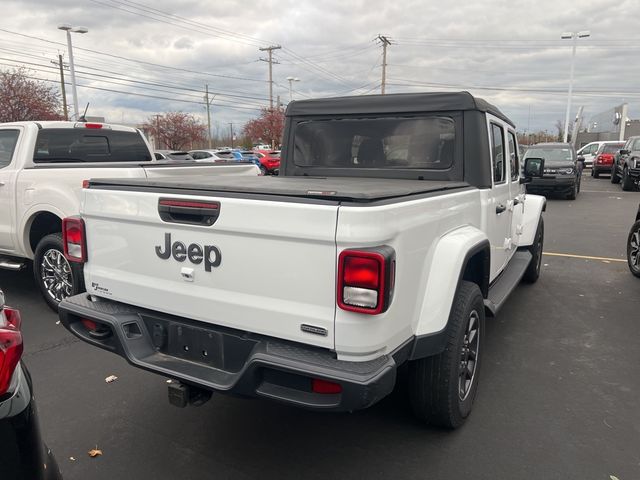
left=2, top=173, right=639, bottom=480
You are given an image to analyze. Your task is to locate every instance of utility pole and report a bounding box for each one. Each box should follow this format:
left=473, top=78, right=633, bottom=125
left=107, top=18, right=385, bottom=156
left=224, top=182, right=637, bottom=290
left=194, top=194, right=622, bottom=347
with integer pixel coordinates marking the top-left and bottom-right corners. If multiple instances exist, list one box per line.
left=229, top=122, right=234, bottom=149
left=376, top=35, right=392, bottom=95
left=155, top=114, right=162, bottom=150
left=259, top=45, right=281, bottom=109
left=204, top=84, right=213, bottom=149
left=561, top=30, right=590, bottom=143
left=52, top=54, right=68, bottom=120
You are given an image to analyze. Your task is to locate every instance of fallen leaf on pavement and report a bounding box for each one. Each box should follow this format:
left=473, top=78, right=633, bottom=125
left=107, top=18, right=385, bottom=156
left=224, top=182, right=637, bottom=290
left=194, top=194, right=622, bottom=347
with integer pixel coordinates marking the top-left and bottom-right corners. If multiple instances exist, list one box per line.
left=88, top=449, right=102, bottom=458
left=105, top=375, right=118, bottom=383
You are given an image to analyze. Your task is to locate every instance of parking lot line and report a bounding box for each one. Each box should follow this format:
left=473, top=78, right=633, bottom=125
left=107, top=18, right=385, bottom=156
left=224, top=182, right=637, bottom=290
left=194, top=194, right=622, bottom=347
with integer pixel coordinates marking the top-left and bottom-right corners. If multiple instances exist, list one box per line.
left=543, top=252, right=626, bottom=262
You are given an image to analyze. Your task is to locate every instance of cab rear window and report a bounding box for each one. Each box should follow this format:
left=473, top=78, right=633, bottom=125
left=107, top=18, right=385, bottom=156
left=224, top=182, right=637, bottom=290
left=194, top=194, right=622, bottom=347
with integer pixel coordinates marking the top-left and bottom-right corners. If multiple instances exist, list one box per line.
left=33, top=128, right=151, bottom=163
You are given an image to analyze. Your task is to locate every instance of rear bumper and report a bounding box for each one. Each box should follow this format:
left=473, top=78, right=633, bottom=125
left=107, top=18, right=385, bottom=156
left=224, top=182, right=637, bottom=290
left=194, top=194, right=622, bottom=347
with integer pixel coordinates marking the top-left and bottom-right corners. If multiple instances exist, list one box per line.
left=58, top=294, right=406, bottom=412
left=526, top=176, right=576, bottom=194
left=593, top=163, right=613, bottom=174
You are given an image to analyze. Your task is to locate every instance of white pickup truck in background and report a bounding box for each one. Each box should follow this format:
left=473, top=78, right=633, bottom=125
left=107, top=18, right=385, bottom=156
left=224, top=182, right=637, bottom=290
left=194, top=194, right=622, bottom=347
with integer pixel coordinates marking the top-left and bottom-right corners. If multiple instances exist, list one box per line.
left=0, top=121, right=259, bottom=310
left=59, top=92, right=546, bottom=429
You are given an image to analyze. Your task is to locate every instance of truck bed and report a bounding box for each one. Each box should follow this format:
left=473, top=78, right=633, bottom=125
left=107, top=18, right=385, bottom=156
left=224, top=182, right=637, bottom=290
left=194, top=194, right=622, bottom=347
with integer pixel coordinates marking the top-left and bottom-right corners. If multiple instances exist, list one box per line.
left=87, top=176, right=471, bottom=202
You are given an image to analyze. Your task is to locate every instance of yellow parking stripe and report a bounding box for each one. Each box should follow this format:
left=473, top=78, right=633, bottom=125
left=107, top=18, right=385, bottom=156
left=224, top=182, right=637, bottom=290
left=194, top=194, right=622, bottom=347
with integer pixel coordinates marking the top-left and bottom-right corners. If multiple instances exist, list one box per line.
left=543, top=252, right=626, bottom=263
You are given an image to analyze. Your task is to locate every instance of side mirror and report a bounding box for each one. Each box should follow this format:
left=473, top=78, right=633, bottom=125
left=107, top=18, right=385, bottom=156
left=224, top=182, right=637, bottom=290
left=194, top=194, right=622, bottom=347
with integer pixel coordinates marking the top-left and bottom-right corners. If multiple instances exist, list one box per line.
left=521, top=157, right=545, bottom=184
left=577, top=156, right=585, bottom=163
left=620, top=149, right=630, bottom=155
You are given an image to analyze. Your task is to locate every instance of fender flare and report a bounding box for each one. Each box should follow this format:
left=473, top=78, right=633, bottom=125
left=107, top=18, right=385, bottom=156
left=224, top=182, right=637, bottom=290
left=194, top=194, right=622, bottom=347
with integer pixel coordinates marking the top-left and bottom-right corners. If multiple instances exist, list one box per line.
left=409, top=226, right=490, bottom=360
left=19, top=204, right=67, bottom=258
left=518, top=194, right=546, bottom=247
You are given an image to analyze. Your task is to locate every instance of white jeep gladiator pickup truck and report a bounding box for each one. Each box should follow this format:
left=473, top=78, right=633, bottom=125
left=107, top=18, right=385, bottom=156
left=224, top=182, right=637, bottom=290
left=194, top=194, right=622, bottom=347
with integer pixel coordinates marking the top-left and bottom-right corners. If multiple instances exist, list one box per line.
left=58, top=92, right=546, bottom=428
left=0, top=121, right=258, bottom=310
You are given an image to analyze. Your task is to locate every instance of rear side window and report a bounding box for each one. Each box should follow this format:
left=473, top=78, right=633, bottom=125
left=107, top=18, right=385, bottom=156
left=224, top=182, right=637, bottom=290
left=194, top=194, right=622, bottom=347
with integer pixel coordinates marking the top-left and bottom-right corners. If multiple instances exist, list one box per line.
left=0, top=129, right=20, bottom=169
left=490, top=123, right=505, bottom=184
left=33, top=128, right=151, bottom=163
left=632, top=138, right=640, bottom=151
left=293, top=116, right=455, bottom=170
left=602, top=144, right=625, bottom=154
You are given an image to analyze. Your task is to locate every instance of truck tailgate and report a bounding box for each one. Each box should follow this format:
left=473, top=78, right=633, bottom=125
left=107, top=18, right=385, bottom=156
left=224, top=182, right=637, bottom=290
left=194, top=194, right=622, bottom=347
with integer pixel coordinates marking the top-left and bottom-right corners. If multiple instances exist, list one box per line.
left=81, top=188, right=338, bottom=349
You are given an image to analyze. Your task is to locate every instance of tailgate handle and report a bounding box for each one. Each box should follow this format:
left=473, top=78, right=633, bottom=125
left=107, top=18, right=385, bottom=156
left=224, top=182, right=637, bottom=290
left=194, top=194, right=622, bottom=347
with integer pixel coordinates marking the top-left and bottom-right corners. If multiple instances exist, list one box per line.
left=158, top=199, right=220, bottom=226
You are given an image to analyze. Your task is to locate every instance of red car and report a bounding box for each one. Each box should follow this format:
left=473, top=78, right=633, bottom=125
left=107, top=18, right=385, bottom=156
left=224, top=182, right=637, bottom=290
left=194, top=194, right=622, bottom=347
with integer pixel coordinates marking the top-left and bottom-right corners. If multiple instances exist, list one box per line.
left=591, top=142, right=625, bottom=178
left=253, top=149, right=281, bottom=175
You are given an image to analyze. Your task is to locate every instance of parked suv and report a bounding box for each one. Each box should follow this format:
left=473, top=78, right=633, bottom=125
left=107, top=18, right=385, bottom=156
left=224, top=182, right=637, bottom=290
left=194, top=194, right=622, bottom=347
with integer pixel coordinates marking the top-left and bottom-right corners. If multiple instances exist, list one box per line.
left=523, top=143, right=583, bottom=199
left=611, top=136, right=640, bottom=191
left=591, top=141, right=625, bottom=178
left=0, top=289, right=62, bottom=479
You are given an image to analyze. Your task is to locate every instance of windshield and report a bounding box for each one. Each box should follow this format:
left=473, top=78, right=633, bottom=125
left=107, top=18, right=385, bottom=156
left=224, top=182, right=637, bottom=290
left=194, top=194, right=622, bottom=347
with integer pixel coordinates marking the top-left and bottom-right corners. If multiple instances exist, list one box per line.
left=34, top=128, right=151, bottom=163
left=293, top=116, right=455, bottom=170
left=524, top=147, right=574, bottom=165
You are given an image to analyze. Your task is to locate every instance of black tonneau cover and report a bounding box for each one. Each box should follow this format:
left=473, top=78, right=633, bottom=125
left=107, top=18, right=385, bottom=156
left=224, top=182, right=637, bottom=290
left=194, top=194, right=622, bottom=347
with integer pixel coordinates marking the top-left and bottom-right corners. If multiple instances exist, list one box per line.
left=88, top=176, right=471, bottom=202
left=286, top=91, right=514, bottom=128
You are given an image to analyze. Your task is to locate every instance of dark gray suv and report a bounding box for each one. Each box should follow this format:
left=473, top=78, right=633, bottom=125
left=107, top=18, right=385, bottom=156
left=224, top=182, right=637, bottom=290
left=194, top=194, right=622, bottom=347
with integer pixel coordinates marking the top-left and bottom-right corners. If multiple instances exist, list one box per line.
left=611, top=136, right=640, bottom=191
left=523, top=143, right=583, bottom=200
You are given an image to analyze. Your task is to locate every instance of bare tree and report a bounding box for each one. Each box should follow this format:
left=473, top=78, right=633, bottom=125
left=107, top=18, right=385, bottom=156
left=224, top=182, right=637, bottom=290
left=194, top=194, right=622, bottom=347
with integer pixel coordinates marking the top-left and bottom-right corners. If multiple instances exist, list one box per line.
left=0, top=68, right=62, bottom=122
left=242, top=107, right=285, bottom=148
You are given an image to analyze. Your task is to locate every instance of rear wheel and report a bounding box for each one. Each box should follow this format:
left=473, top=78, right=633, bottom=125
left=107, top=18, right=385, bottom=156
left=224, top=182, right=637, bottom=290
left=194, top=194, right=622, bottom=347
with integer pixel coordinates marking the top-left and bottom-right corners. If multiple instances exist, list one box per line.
left=622, top=167, right=635, bottom=191
left=593, top=169, right=600, bottom=179
left=33, top=233, right=84, bottom=312
left=611, top=164, right=621, bottom=183
left=408, top=281, right=484, bottom=429
left=628, top=220, right=640, bottom=278
left=258, top=164, right=267, bottom=176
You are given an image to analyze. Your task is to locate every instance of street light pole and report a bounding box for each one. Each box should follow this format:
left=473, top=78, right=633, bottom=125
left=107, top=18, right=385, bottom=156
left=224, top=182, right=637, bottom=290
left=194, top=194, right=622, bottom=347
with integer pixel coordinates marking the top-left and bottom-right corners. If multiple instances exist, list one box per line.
left=286, top=76, right=300, bottom=102
left=561, top=30, right=590, bottom=143
left=58, top=24, right=88, bottom=121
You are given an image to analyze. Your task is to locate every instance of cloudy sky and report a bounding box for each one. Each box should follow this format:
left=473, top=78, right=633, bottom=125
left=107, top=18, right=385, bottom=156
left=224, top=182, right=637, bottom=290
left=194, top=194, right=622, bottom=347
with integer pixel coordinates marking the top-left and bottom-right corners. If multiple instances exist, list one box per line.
left=1, top=0, right=638, bottom=135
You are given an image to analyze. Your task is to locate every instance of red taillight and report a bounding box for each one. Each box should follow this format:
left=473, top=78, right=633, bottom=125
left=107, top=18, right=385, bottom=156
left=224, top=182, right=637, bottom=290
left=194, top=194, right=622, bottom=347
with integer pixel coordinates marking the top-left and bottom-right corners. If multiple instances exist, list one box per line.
left=337, top=247, right=395, bottom=315
left=62, top=216, right=86, bottom=263
left=0, top=307, right=23, bottom=396
left=84, top=123, right=103, bottom=129
left=343, top=256, right=380, bottom=289
left=312, top=378, right=342, bottom=394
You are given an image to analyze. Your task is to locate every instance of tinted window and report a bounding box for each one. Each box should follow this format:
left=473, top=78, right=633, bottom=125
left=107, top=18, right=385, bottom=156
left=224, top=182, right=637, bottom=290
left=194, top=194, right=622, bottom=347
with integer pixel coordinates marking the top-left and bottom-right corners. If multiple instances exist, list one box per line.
left=508, top=131, right=519, bottom=181
left=293, top=116, right=455, bottom=170
left=490, top=123, right=505, bottom=184
left=34, top=128, right=151, bottom=163
left=602, top=144, right=625, bottom=154
left=0, top=129, right=19, bottom=168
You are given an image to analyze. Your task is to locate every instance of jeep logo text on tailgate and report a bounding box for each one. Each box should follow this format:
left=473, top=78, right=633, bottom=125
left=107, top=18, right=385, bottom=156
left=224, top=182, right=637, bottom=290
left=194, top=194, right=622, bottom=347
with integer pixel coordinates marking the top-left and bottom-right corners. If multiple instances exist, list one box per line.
left=155, top=233, right=222, bottom=271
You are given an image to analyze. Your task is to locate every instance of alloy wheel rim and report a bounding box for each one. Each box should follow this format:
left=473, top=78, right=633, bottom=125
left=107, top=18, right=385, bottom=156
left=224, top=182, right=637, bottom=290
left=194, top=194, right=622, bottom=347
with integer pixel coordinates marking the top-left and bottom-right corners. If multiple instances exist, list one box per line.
left=40, top=248, right=73, bottom=302
left=630, top=230, right=640, bottom=270
left=459, top=310, right=480, bottom=401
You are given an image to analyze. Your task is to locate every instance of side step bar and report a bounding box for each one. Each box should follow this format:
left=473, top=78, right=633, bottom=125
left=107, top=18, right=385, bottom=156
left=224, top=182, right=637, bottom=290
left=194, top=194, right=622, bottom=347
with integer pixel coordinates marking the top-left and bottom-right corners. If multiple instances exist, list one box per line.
left=484, top=250, right=532, bottom=316
left=0, top=257, right=27, bottom=271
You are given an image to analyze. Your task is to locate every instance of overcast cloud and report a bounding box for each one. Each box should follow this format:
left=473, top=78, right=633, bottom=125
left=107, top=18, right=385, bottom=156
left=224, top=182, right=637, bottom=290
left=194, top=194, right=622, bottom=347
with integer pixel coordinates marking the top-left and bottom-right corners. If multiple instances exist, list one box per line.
left=1, top=0, right=639, bottom=134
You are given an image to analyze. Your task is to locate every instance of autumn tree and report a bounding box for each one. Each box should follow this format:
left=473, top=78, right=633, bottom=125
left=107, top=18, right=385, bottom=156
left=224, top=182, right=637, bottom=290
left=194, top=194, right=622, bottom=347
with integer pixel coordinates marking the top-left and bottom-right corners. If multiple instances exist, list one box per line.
left=0, top=68, right=62, bottom=122
left=144, top=112, right=207, bottom=150
left=242, top=107, right=285, bottom=148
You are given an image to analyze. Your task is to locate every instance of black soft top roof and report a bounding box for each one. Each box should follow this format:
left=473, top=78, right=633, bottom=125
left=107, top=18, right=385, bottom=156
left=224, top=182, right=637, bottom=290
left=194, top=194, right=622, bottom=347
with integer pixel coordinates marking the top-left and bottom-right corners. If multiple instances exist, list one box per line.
left=286, top=91, right=514, bottom=127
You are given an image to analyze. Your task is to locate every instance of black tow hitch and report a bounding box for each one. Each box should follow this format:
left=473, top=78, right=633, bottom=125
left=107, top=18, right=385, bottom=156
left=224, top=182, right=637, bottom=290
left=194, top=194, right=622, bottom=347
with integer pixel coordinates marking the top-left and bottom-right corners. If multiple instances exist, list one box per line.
left=167, top=381, right=212, bottom=408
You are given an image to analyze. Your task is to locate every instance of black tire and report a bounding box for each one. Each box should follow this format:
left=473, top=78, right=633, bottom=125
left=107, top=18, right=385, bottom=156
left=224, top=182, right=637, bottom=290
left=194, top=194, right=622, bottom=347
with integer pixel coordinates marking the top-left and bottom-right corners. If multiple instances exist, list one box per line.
left=259, top=164, right=267, bottom=176
left=611, top=164, right=620, bottom=184
left=593, top=169, right=600, bottom=179
left=32, top=233, right=85, bottom=312
left=627, top=220, right=640, bottom=278
left=522, top=217, right=544, bottom=283
left=566, top=181, right=578, bottom=200
left=408, top=281, right=485, bottom=429
left=622, top=167, right=634, bottom=191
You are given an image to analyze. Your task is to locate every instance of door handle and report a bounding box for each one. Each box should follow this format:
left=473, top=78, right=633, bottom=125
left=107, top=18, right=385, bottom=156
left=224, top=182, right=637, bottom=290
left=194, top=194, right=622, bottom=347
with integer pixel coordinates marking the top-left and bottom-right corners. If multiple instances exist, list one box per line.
left=496, top=204, right=506, bottom=214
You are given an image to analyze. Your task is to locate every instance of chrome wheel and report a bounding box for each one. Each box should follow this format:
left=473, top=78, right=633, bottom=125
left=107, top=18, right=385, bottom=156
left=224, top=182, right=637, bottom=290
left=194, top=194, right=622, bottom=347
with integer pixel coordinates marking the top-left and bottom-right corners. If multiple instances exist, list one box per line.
left=459, top=310, right=480, bottom=401
left=40, top=248, right=73, bottom=302
left=630, top=229, right=640, bottom=270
